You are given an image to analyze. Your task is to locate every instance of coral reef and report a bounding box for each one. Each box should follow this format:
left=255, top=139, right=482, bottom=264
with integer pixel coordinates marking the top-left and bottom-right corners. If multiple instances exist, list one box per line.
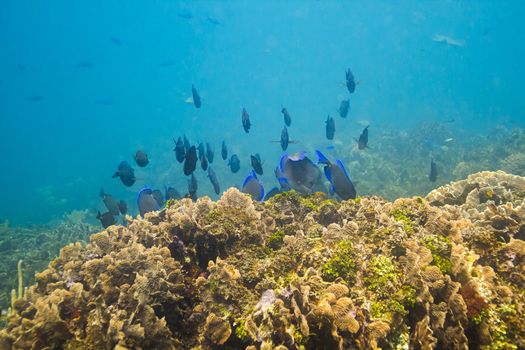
left=0, top=218, right=97, bottom=315
left=339, top=123, right=525, bottom=201
left=1, top=171, right=525, bottom=349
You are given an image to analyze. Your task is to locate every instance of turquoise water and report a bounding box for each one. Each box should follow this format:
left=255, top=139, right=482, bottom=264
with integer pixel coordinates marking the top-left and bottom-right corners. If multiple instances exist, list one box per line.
left=1, top=1, right=524, bottom=225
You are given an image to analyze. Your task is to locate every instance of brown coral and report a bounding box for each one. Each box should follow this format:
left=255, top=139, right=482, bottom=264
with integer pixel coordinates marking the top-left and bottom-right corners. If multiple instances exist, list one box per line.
left=0, top=176, right=524, bottom=349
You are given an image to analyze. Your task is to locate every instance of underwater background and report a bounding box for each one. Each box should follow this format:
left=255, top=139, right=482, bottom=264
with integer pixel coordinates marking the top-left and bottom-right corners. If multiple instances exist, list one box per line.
left=1, top=0, right=524, bottom=225
left=1, top=0, right=525, bottom=334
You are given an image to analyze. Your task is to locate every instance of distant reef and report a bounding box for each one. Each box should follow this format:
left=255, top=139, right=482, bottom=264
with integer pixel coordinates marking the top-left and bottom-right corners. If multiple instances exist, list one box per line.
left=1, top=171, right=524, bottom=349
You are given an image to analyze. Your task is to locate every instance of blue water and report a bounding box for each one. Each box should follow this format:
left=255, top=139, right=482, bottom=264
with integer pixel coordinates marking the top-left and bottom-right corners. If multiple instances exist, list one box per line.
left=1, top=1, right=524, bottom=225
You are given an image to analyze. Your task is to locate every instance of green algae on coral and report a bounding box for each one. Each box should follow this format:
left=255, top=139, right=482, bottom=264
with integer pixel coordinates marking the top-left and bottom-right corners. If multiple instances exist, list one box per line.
left=363, top=255, right=414, bottom=320
left=266, top=229, right=286, bottom=250
left=364, top=255, right=400, bottom=294
left=390, top=208, right=415, bottom=235
left=422, top=234, right=453, bottom=274
left=321, top=240, right=356, bottom=283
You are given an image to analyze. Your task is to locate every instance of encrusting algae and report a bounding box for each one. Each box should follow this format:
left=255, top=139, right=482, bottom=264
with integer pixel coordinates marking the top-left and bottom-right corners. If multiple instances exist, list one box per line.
left=1, top=170, right=525, bottom=349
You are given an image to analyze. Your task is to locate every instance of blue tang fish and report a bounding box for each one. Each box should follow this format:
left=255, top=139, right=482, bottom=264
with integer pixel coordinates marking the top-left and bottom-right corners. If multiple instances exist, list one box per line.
left=279, top=152, right=323, bottom=194
left=137, top=186, right=160, bottom=217
left=316, top=150, right=357, bottom=200
left=242, top=170, right=264, bottom=201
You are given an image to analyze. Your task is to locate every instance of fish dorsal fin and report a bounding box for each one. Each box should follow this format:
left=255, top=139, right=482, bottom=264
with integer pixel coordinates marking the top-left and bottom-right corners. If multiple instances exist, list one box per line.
left=315, top=150, right=330, bottom=165
left=324, top=166, right=333, bottom=183
left=336, top=159, right=351, bottom=180
left=137, top=186, right=152, bottom=202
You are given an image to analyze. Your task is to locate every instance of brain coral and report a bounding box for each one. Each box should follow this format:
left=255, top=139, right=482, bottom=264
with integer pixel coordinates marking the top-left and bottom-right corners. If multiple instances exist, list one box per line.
left=1, top=171, right=524, bottom=349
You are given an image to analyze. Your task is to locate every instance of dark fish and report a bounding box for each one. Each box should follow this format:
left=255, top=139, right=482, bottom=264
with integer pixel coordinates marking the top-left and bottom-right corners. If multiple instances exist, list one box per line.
left=165, top=186, right=181, bottom=201
left=206, top=142, right=214, bottom=163
left=178, top=10, right=193, bottom=19
left=429, top=159, right=438, bottom=182
left=242, top=108, right=251, bottom=133
left=275, top=167, right=292, bottom=191
left=242, top=170, right=264, bottom=201
left=118, top=200, right=127, bottom=215
left=207, top=167, right=220, bottom=195
left=200, top=155, right=208, bottom=171
left=17, top=64, right=26, bottom=71
left=206, top=17, right=220, bottom=25
left=112, top=161, right=136, bottom=187
left=251, top=153, right=263, bottom=175
left=279, top=152, right=323, bottom=194
left=357, top=125, right=369, bottom=150
left=192, top=84, right=201, bottom=108
left=183, top=146, right=197, bottom=176
left=221, top=141, right=228, bottom=160
left=97, top=211, right=116, bottom=228
left=152, top=189, right=164, bottom=207
left=26, top=95, right=43, bottom=102
left=198, top=143, right=205, bottom=160
left=110, top=37, right=122, bottom=45
left=77, top=61, right=93, bottom=68
left=281, top=126, right=289, bottom=151
left=316, top=150, right=357, bottom=200
left=159, top=60, right=175, bottom=67
left=95, top=97, right=113, bottom=105
left=188, top=173, right=198, bottom=200
left=326, top=115, right=335, bottom=140
left=338, top=99, right=350, bottom=118
left=137, top=187, right=160, bottom=217
left=229, top=154, right=240, bottom=173
left=183, top=135, right=191, bottom=152
left=174, top=137, right=186, bottom=163
left=281, top=108, right=291, bottom=127
left=346, top=68, right=356, bottom=93
left=99, top=188, right=120, bottom=216
left=133, top=150, right=149, bottom=167
left=263, top=187, right=281, bottom=201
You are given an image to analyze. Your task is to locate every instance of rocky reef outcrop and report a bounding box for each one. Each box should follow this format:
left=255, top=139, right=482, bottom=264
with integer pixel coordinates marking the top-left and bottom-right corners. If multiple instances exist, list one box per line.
left=1, top=171, right=524, bottom=349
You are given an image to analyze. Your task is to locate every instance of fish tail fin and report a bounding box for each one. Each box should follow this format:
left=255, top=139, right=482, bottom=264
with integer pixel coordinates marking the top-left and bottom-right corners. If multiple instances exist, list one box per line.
left=315, top=150, right=330, bottom=165
left=99, top=188, right=104, bottom=198
left=112, top=172, right=119, bottom=178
